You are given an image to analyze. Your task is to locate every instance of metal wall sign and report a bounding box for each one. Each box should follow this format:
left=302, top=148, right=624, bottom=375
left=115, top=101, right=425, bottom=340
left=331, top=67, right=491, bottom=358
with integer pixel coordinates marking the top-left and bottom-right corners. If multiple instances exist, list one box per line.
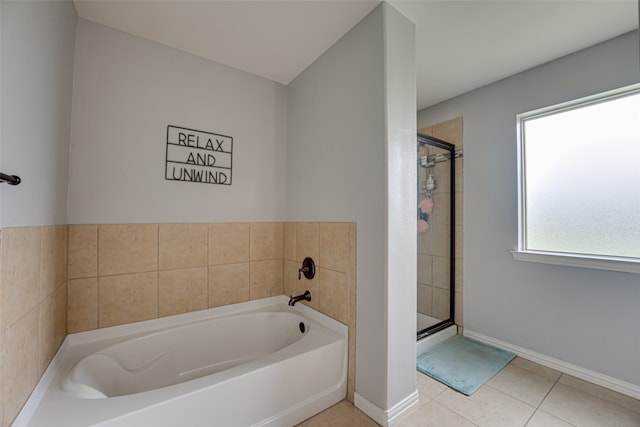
left=165, top=125, right=233, bottom=185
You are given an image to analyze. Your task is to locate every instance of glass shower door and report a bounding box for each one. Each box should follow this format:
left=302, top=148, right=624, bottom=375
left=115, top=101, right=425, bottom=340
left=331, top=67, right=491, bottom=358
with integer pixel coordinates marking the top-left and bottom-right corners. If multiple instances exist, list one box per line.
left=417, top=133, right=455, bottom=339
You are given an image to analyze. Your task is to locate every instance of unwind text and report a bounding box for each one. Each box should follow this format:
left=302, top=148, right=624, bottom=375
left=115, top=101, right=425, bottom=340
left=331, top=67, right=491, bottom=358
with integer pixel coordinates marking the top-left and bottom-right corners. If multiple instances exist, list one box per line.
left=165, top=125, right=233, bottom=185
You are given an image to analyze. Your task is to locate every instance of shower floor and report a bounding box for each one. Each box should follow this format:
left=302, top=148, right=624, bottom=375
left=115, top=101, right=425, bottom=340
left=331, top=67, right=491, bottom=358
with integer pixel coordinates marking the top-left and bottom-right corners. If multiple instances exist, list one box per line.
left=416, top=324, right=457, bottom=356
left=417, top=313, right=442, bottom=331
left=417, top=313, right=456, bottom=356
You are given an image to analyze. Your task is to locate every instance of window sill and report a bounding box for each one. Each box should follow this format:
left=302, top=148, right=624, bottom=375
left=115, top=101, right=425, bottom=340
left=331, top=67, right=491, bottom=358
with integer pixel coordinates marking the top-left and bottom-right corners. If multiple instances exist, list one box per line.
left=511, top=250, right=640, bottom=274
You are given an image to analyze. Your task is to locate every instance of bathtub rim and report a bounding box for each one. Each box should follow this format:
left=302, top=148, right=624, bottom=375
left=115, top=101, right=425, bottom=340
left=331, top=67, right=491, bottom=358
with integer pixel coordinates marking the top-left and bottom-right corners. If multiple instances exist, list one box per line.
left=14, top=295, right=347, bottom=427
left=69, top=295, right=346, bottom=347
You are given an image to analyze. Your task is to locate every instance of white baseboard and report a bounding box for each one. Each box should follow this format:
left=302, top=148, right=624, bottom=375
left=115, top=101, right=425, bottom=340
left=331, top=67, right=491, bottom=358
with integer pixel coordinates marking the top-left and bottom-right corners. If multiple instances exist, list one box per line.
left=464, top=329, right=640, bottom=400
left=354, top=390, right=419, bottom=426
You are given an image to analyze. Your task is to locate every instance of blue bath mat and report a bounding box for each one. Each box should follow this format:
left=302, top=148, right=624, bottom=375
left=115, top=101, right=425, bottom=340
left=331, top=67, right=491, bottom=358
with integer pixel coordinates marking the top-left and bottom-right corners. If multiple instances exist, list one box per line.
left=416, top=335, right=515, bottom=395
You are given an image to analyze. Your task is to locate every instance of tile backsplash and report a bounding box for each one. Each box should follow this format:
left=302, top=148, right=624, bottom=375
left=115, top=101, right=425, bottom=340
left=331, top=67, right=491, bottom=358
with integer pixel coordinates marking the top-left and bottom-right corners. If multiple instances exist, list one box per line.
left=68, top=222, right=288, bottom=331
left=0, top=226, right=68, bottom=427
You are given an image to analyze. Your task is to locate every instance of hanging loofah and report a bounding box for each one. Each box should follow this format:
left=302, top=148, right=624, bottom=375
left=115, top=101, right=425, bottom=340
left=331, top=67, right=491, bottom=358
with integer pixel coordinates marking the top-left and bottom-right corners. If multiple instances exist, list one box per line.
left=419, top=196, right=434, bottom=215
left=418, top=219, right=430, bottom=233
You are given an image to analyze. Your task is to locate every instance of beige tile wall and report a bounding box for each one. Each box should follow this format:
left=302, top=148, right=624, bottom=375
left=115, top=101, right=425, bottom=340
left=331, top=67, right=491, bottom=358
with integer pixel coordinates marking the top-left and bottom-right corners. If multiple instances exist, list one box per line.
left=0, top=221, right=356, bottom=426
left=67, top=223, right=285, bottom=331
left=418, top=117, right=464, bottom=330
left=283, top=222, right=357, bottom=402
left=68, top=221, right=357, bottom=401
left=0, top=226, right=68, bottom=427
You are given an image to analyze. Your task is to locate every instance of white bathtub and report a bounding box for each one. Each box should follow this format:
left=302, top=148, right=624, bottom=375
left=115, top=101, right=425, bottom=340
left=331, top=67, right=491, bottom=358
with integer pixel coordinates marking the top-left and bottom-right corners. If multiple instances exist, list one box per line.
left=15, top=296, right=348, bottom=427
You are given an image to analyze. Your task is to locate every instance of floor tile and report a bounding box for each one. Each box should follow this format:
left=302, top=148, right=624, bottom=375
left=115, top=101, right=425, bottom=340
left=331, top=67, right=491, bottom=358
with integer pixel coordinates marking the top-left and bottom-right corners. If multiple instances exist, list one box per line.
left=301, top=365, right=640, bottom=427
left=525, top=410, right=575, bottom=427
left=558, top=374, right=640, bottom=415
left=397, top=401, right=476, bottom=427
left=540, top=383, right=640, bottom=427
left=487, top=364, right=556, bottom=407
left=416, top=371, right=447, bottom=401
left=510, top=357, right=562, bottom=382
left=296, top=400, right=377, bottom=427
left=435, top=385, right=535, bottom=427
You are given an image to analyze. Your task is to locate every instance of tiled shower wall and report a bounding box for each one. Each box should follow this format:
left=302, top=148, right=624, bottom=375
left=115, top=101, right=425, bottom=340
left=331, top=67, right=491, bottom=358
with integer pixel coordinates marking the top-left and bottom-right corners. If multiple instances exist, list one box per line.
left=0, top=226, right=68, bottom=427
left=418, top=117, right=464, bottom=330
left=67, top=222, right=357, bottom=401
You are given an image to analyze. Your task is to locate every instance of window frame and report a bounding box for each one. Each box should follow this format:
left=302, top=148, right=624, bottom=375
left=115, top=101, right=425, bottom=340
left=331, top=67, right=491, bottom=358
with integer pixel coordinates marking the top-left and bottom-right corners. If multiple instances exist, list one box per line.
left=513, top=82, right=640, bottom=274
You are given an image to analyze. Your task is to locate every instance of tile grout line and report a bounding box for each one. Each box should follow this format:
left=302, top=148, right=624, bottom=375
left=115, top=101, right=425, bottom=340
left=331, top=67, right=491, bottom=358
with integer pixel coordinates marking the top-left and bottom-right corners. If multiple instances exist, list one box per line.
left=416, top=372, right=477, bottom=426
left=555, top=375, right=640, bottom=418
left=433, top=392, right=480, bottom=427
left=522, top=373, right=567, bottom=427
left=476, top=360, right=558, bottom=426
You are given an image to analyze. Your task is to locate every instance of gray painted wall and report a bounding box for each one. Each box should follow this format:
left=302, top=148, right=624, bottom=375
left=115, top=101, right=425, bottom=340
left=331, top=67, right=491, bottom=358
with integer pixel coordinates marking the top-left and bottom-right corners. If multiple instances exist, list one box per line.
left=286, top=4, right=417, bottom=410
left=69, top=20, right=287, bottom=224
left=418, top=31, right=640, bottom=387
left=0, top=1, right=76, bottom=227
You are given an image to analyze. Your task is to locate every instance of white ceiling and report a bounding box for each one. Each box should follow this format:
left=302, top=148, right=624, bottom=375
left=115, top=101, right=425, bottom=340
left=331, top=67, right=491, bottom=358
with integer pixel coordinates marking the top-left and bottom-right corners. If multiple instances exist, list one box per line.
left=73, top=0, right=638, bottom=111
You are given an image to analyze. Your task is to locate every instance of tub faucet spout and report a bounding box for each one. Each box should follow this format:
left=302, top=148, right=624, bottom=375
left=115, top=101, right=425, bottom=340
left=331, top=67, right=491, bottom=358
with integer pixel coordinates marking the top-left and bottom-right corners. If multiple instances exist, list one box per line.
left=288, top=290, right=312, bottom=306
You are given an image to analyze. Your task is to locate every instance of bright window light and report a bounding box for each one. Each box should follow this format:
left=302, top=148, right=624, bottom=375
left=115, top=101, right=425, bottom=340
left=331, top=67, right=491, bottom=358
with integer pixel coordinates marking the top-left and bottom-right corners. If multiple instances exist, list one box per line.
left=516, top=83, right=640, bottom=268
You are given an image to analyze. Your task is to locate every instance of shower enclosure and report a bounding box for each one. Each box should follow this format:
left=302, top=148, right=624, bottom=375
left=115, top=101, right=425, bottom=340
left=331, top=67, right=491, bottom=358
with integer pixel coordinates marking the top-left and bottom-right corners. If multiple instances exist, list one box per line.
left=417, top=133, right=456, bottom=341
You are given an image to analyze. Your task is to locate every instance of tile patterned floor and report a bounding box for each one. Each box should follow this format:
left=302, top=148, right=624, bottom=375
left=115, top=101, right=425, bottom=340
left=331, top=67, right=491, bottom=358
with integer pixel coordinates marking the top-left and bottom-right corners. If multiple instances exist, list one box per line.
left=297, top=357, right=640, bottom=427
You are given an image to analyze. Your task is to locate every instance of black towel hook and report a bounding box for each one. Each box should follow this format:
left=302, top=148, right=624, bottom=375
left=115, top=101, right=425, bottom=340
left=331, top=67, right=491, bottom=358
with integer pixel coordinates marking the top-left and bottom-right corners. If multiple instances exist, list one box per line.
left=0, top=172, right=21, bottom=185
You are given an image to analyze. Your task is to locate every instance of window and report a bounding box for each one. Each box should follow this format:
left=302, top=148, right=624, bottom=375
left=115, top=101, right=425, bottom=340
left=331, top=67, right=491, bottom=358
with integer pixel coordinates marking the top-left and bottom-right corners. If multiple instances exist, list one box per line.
left=513, top=83, right=640, bottom=273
